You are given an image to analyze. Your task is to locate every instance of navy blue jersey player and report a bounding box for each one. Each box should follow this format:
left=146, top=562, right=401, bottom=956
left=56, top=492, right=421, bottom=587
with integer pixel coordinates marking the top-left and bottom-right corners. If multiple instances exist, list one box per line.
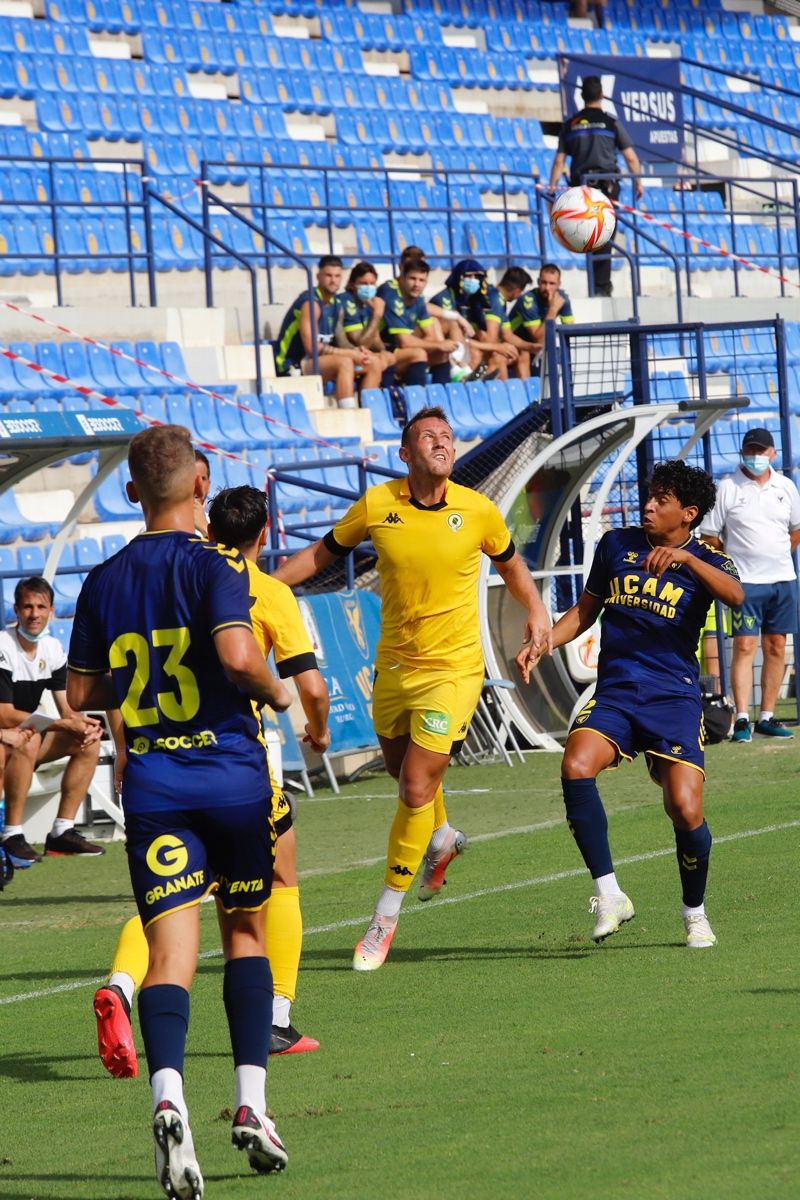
left=67, top=425, right=293, bottom=1198
left=518, top=462, right=744, bottom=949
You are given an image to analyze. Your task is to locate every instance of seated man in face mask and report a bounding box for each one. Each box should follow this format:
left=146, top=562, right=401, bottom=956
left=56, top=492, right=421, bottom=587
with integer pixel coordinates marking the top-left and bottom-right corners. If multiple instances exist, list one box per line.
left=428, top=259, right=518, bottom=382
left=336, top=261, right=407, bottom=391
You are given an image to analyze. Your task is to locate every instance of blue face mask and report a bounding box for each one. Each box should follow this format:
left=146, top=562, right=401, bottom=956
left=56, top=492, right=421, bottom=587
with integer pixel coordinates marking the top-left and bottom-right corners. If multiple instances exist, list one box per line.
left=742, top=454, right=770, bottom=475
left=461, top=277, right=481, bottom=296
left=17, top=622, right=49, bottom=644
left=356, top=284, right=377, bottom=302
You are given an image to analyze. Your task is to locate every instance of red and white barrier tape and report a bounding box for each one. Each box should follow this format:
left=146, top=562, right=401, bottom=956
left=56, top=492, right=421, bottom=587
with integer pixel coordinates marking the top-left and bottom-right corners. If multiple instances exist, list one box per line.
left=0, top=343, right=245, bottom=464
left=0, top=300, right=359, bottom=455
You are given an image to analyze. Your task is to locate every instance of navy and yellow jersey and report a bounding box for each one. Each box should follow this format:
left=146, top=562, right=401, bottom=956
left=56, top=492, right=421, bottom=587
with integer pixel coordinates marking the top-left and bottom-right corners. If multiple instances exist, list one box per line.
left=484, top=283, right=511, bottom=332
left=509, top=288, right=574, bottom=341
left=69, top=531, right=267, bottom=812
left=429, top=284, right=509, bottom=335
left=584, top=527, right=740, bottom=691
left=341, top=292, right=372, bottom=336
left=322, top=476, right=513, bottom=672
left=377, top=279, right=432, bottom=351
left=274, top=286, right=343, bottom=375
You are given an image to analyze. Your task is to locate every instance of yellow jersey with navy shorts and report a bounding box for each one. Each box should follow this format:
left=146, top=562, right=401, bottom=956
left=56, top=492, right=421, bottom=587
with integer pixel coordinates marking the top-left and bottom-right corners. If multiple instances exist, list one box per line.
left=245, top=558, right=319, bottom=836
left=69, top=531, right=273, bottom=929
left=323, top=476, right=514, bottom=754
left=574, top=527, right=740, bottom=782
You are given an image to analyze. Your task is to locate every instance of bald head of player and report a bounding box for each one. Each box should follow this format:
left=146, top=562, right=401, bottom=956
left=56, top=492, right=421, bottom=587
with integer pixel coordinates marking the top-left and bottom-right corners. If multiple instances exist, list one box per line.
left=126, top=424, right=202, bottom=529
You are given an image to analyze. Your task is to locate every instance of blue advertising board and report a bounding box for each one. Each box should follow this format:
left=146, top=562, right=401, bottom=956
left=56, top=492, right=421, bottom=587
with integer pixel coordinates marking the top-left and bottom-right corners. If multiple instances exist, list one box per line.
left=295, top=589, right=381, bottom=754
left=558, top=56, right=684, bottom=164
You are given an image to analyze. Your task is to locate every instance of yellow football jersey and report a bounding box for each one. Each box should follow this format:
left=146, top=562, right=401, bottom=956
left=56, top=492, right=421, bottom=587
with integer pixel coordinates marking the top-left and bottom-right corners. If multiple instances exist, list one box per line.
left=245, top=558, right=316, bottom=671
left=326, top=477, right=513, bottom=671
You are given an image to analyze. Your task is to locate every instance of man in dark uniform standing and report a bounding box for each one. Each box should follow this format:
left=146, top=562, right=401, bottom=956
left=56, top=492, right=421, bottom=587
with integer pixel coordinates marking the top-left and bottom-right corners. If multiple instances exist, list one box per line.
left=549, top=76, right=643, bottom=296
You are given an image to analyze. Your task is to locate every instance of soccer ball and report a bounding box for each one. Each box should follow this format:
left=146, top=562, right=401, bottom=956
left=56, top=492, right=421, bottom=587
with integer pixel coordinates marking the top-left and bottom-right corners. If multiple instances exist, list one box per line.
left=550, top=185, right=616, bottom=253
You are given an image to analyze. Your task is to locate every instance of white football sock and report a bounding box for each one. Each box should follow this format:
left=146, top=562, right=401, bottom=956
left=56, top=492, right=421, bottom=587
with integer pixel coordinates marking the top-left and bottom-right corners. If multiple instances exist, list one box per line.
left=234, top=1064, right=266, bottom=1112
left=374, top=888, right=403, bottom=920
left=272, top=994, right=291, bottom=1029
left=51, top=818, right=75, bottom=838
left=0, top=825, right=23, bottom=841
left=427, top=822, right=453, bottom=855
left=108, top=971, right=136, bottom=1009
left=759, top=711, right=773, bottom=723
left=151, top=1068, right=187, bottom=1121
left=593, top=872, right=624, bottom=898
left=736, top=711, right=749, bottom=722
left=683, top=903, right=706, bottom=919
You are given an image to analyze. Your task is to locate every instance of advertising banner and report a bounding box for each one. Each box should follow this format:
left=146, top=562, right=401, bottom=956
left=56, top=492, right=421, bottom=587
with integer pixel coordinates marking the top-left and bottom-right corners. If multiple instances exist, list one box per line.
left=559, top=56, right=684, bottom=163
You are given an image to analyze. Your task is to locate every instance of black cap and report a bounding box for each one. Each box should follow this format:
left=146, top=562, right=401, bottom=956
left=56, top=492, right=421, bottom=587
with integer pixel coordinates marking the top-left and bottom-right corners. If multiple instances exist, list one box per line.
left=741, top=427, right=774, bottom=450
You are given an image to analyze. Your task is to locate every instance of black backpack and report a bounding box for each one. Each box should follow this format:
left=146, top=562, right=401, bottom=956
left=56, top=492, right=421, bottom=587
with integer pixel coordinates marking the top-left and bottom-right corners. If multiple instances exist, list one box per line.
left=702, top=692, right=734, bottom=744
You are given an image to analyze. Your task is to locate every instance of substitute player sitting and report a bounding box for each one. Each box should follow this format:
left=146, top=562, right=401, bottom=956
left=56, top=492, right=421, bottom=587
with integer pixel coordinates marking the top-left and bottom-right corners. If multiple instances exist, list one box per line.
left=68, top=426, right=293, bottom=1198
left=518, top=461, right=743, bottom=948
left=275, top=407, right=551, bottom=970
left=93, top=485, right=330, bottom=1080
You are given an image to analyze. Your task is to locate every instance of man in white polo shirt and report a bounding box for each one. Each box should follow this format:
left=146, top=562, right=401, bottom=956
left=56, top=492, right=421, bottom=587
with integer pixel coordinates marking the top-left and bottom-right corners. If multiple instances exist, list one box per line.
left=701, top=428, right=800, bottom=742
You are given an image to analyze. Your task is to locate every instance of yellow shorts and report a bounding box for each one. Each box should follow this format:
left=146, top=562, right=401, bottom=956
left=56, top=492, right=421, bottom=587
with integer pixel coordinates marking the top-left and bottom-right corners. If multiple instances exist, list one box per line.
left=373, top=661, right=484, bottom=754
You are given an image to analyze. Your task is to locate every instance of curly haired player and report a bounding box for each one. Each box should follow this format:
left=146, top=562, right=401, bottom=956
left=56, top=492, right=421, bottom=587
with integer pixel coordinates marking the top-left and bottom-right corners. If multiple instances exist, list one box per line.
left=518, top=461, right=744, bottom=948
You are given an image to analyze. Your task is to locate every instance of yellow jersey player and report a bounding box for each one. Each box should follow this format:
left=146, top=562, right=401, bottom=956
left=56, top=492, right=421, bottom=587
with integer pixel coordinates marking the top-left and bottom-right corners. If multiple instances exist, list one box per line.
left=275, top=406, right=551, bottom=970
left=94, top=487, right=330, bottom=1082
left=68, top=426, right=293, bottom=1196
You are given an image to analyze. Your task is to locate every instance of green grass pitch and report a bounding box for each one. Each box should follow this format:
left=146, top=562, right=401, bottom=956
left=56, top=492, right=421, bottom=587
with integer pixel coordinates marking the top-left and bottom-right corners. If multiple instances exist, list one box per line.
left=1, top=735, right=798, bottom=1200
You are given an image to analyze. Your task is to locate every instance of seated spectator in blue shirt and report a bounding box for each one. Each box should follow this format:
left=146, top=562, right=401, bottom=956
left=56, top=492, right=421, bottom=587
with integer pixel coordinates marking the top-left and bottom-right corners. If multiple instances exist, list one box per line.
left=429, top=259, right=519, bottom=382
left=274, top=256, right=383, bottom=409
left=336, top=261, right=400, bottom=391
left=507, top=263, right=575, bottom=380
left=376, top=257, right=458, bottom=387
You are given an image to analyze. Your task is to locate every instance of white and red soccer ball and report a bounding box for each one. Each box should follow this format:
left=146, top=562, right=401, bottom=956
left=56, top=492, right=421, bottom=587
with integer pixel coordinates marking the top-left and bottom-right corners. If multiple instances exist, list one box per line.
left=550, top=185, right=617, bottom=253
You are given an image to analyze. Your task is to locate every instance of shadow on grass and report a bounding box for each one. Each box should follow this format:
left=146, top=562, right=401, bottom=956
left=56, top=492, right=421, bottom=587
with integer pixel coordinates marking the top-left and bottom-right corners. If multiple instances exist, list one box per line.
left=0, top=1175, right=142, bottom=1200
left=1, top=967, right=100, bottom=983
left=0, top=1051, right=112, bottom=1082
left=0, top=894, right=132, bottom=907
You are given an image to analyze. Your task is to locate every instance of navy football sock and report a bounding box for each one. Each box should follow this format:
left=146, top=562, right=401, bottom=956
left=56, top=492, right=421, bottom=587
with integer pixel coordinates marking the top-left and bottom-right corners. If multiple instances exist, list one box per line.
left=138, top=984, right=189, bottom=1077
left=401, top=361, right=428, bottom=387
left=429, top=362, right=451, bottom=386
left=675, top=821, right=712, bottom=908
left=223, top=956, right=272, bottom=1067
left=561, top=777, right=614, bottom=878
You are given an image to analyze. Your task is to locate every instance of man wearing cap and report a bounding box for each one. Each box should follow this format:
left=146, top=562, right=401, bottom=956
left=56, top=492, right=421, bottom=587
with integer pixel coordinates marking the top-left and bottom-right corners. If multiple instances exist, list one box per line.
left=428, top=259, right=518, bottom=382
left=700, top=428, right=800, bottom=741
left=549, top=75, right=643, bottom=297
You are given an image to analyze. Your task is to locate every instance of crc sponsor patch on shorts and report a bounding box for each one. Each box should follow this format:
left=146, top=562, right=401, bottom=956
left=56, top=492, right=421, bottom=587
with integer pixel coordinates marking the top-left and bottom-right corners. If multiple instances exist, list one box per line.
left=422, top=710, right=452, bottom=736
left=125, top=796, right=273, bottom=926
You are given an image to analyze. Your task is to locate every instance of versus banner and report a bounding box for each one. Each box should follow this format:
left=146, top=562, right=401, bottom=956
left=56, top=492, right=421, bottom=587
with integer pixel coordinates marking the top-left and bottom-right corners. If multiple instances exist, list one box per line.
left=558, top=56, right=684, bottom=164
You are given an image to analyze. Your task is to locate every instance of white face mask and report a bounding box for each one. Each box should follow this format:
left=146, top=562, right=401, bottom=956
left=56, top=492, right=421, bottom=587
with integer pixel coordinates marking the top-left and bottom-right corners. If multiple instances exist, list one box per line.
left=742, top=454, right=770, bottom=475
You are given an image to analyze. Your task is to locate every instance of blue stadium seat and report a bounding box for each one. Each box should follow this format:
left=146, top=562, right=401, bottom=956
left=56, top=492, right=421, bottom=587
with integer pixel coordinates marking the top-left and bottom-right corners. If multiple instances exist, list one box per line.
left=102, top=532, right=128, bottom=558
left=361, top=388, right=405, bottom=442
left=94, top=464, right=141, bottom=522
left=444, top=383, right=482, bottom=440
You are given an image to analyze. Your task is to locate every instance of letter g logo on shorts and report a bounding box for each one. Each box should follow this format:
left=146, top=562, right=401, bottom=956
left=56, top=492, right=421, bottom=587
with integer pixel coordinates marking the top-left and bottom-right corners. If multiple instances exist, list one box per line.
left=146, top=834, right=189, bottom=877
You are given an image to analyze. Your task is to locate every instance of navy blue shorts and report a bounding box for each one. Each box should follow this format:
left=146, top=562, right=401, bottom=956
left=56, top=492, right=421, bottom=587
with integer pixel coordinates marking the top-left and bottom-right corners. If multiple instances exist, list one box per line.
left=732, top=580, right=798, bottom=637
left=125, top=794, right=274, bottom=929
left=570, top=686, right=705, bottom=784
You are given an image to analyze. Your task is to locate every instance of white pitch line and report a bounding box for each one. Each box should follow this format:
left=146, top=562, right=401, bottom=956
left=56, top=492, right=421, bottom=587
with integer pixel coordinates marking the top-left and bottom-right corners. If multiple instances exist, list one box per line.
left=1, top=819, right=797, bottom=1007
